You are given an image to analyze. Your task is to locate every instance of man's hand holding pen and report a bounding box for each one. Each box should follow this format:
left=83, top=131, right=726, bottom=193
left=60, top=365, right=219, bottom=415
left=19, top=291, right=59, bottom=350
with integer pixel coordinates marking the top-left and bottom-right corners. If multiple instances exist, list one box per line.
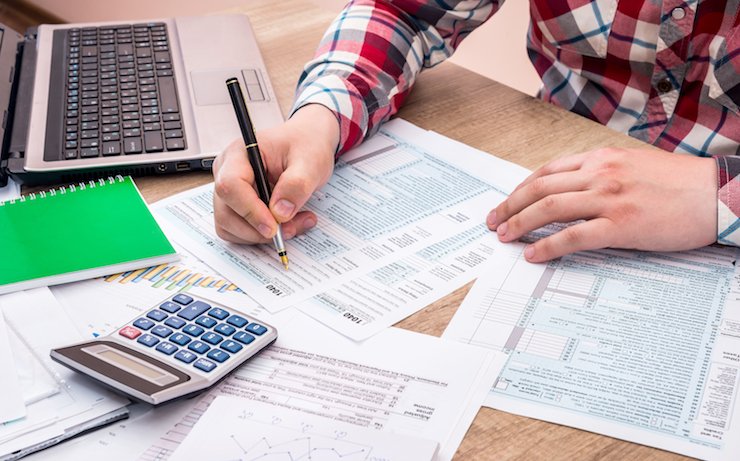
left=212, top=103, right=339, bottom=258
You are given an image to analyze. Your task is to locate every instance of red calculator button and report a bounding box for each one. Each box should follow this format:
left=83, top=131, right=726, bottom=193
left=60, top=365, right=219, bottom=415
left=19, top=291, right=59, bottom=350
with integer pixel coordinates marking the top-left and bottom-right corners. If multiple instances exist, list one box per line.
left=119, top=326, right=142, bottom=339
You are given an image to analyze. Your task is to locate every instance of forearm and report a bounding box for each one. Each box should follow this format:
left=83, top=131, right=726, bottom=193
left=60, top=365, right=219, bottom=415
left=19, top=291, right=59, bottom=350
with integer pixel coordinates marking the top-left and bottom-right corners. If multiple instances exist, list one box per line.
left=291, top=0, right=503, bottom=155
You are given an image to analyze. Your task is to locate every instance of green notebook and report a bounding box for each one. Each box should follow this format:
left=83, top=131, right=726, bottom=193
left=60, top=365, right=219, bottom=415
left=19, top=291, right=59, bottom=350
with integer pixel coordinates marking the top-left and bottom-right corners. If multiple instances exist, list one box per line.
left=0, top=176, right=177, bottom=294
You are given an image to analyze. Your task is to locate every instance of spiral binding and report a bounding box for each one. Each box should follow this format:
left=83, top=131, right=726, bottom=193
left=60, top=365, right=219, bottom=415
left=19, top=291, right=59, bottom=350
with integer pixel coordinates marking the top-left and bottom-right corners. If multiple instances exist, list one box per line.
left=0, top=175, right=126, bottom=206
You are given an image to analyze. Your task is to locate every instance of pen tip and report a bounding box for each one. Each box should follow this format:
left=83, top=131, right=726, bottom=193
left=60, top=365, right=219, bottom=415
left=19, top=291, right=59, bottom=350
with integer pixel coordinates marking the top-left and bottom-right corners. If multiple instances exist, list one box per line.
left=280, top=255, right=289, bottom=271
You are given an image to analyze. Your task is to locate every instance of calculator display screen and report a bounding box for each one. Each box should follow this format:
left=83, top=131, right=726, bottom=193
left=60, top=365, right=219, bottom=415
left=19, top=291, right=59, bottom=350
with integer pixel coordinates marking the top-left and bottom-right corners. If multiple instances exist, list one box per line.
left=98, top=349, right=167, bottom=380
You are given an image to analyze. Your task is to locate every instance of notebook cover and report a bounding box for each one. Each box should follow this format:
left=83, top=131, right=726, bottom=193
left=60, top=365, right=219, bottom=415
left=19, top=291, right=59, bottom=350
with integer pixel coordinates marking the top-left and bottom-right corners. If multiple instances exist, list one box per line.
left=0, top=176, right=176, bottom=292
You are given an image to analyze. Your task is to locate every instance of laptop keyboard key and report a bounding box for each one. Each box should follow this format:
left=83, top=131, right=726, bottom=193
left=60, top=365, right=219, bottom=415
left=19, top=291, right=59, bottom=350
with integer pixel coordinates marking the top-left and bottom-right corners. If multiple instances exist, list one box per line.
left=117, top=43, right=133, bottom=55
left=166, top=138, right=185, bottom=151
left=80, top=148, right=99, bottom=158
left=144, top=131, right=164, bottom=152
left=102, top=141, right=121, bottom=156
left=124, top=137, right=143, bottom=154
left=158, top=76, right=179, bottom=113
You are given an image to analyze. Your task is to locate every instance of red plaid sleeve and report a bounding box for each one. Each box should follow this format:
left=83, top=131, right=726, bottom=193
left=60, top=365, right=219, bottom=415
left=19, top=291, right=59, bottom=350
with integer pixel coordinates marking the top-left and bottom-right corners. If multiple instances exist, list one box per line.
left=291, top=0, right=502, bottom=155
left=716, top=156, right=740, bottom=246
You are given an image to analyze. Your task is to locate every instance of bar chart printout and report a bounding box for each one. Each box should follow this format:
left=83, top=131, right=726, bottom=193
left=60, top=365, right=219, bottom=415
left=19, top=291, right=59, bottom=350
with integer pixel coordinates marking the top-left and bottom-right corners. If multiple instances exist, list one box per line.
left=444, top=241, right=740, bottom=460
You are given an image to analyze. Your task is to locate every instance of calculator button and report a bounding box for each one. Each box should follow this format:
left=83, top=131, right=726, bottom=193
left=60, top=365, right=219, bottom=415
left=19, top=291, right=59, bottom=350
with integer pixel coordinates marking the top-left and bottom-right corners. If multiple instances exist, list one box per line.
left=159, top=301, right=181, bottom=313
left=245, top=323, right=268, bottom=335
left=164, top=317, right=186, bottom=329
left=214, top=323, right=236, bottom=336
left=170, top=333, right=191, bottom=346
left=201, top=332, right=223, bottom=345
left=195, top=316, right=217, bottom=329
left=188, top=340, right=210, bottom=354
left=220, top=340, right=243, bottom=354
left=146, top=310, right=168, bottom=322
left=177, top=301, right=211, bottom=321
left=193, top=358, right=217, bottom=373
left=175, top=350, right=197, bottom=364
left=119, top=326, right=141, bottom=339
left=208, top=308, right=229, bottom=320
left=226, top=315, right=248, bottom=328
left=173, top=294, right=193, bottom=305
left=206, top=349, right=230, bottom=363
left=183, top=324, right=205, bottom=337
left=233, top=331, right=255, bottom=345
left=133, top=318, right=155, bottom=330
left=155, top=342, right=178, bottom=356
left=151, top=325, right=174, bottom=338
left=137, top=334, right=159, bottom=347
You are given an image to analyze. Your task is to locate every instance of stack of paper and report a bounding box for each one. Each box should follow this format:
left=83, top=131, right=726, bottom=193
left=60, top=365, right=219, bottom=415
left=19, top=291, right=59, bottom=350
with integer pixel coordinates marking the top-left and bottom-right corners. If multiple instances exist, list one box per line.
left=0, top=288, right=129, bottom=461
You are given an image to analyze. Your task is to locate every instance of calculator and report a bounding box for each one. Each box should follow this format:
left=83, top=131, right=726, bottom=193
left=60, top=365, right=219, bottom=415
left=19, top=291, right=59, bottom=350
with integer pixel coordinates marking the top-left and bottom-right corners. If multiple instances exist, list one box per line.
left=50, top=293, right=277, bottom=405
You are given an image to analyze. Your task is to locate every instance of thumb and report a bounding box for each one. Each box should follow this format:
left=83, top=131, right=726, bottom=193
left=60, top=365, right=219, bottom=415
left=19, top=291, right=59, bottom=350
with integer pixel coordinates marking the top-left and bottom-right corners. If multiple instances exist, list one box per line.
left=269, top=158, right=327, bottom=222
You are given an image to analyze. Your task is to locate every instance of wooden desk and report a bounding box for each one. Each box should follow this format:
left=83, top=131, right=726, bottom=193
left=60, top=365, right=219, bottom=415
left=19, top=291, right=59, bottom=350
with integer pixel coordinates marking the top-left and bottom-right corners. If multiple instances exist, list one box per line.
left=133, top=1, right=686, bottom=460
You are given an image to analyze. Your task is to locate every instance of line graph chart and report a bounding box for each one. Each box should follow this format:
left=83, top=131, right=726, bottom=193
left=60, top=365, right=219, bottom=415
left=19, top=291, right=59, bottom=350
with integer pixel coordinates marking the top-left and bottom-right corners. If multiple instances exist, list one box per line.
left=169, top=397, right=438, bottom=461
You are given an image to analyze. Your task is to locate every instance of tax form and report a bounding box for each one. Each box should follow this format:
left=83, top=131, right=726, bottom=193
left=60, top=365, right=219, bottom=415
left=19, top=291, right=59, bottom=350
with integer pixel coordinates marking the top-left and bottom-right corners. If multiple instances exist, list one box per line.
left=139, top=312, right=502, bottom=461
left=297, top=127, right=531, bottom=340
left=152, top=120, right=502, bottom=311
left=443, top=239, right=740, bottom=460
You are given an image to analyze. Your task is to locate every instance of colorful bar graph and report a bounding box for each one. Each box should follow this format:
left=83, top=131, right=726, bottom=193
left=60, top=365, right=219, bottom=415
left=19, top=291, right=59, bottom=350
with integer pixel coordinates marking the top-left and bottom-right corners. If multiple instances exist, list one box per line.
left=102, top=261, right=241, bottom=293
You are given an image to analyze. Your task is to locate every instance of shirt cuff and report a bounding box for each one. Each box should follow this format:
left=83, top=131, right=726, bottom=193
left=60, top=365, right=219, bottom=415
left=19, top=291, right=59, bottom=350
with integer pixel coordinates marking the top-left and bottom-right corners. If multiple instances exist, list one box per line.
left=290, top=75, right=369, bottom=157
left=716, top=155, right=740, bottom=245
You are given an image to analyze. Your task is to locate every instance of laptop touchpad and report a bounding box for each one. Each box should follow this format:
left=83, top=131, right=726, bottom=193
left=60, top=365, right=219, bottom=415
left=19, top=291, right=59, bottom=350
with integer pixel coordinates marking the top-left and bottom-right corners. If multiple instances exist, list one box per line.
left=191, top=68, right=266, bottom=106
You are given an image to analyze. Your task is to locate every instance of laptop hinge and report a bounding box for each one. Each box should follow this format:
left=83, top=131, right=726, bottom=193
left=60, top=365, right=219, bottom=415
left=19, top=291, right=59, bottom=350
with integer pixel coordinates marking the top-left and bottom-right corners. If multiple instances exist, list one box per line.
left=0, top=27, right=36, bottom=187
left=0, top=25, right=25, bottom=186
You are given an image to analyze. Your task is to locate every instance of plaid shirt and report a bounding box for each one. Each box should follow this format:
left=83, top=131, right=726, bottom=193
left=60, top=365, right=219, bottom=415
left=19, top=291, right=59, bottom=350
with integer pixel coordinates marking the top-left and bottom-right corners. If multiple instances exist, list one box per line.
left=292, top=0, right=740, bottom=245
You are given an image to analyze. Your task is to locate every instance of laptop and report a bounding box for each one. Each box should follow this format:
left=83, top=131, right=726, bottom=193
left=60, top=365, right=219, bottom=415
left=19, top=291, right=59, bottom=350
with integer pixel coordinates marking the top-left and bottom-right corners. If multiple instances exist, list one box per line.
left=0, top=14, right=284, bottom=186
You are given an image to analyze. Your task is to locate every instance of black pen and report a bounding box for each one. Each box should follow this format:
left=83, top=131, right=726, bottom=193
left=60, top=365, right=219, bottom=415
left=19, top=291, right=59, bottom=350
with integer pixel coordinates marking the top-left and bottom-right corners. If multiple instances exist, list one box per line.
left=225, top=77, right=289, bottom=270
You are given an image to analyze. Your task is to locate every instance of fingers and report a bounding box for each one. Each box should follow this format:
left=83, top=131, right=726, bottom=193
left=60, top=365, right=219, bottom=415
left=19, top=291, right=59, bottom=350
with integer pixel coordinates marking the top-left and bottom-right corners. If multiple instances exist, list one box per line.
left=270, top=156, right=332, bottom=222
left=490, top=170, right=589, bottom=230
left=214, top=195, right=317, bottom=244
left=214, top=139, right=278, bottom=239
left=522, top=218, right=613, bottom=263
left=512, top=152, right=589, bottom=193
left=495, top=191, right=602, bottom=243
left=214, top=196, right=272, bottom=244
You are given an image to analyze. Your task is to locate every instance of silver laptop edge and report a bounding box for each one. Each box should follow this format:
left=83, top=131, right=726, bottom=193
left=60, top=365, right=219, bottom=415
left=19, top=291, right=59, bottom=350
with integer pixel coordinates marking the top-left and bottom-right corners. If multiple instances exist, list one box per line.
left=21, top=14, right=283, bottom=174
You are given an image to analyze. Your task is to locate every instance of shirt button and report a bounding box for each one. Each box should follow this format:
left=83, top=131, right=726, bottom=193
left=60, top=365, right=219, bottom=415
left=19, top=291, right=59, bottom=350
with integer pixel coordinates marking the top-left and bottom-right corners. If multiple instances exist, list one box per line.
left=656, top=79, right=673, bottom=93
left=671, top=7, right=686, bottom=20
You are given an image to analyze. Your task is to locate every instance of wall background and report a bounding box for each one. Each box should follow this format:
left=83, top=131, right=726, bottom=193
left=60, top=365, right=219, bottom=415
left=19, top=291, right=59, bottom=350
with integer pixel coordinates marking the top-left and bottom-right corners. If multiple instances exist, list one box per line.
left=26, top=0, right=540, bottom=95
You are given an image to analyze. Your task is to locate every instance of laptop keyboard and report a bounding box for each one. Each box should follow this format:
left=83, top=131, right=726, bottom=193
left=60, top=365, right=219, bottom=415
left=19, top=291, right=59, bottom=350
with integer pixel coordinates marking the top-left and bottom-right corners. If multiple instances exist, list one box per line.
left=61, top=23, right=187, bottom=160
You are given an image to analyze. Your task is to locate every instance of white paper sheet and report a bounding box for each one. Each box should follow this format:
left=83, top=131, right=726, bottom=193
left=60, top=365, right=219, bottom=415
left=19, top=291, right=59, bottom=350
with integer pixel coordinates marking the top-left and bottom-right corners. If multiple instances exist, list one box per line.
left=138, top=311, right=502, bottom=461
left=0, top=179, right=20, bottom=204
left=297, top=127, right=531, bottom=340
left=24, top=400, right=195, bottom=461
left=0, top=288, right=129, bottom=459
left=6, top=327, right=59, bottom=405
left=169, top=397, right=439, bottom=461
left=152, top=119, right=505, bottom=312
left=0, top=312, right=26, bottom=424
left=444, top=240, right=740, bottom=460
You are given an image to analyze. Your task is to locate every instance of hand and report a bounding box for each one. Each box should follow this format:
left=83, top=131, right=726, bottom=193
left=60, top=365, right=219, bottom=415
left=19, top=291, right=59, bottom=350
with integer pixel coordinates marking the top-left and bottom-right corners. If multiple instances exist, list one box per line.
left=487, top=148, right=718, bottom=262
left=213, top=104, right=339, bottom=244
